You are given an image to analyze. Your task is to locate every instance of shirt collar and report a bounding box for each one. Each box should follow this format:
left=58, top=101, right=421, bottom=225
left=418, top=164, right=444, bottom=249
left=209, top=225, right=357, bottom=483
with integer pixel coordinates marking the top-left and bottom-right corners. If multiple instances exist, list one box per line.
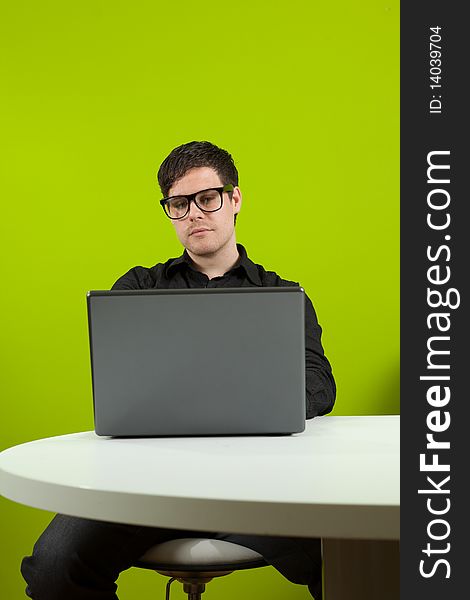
left=165, top=243, right=262, bottom=286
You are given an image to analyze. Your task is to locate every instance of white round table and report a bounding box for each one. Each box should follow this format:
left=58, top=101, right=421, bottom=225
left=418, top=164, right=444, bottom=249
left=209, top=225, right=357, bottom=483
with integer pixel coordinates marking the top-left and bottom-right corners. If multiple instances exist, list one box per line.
left=0, top=415, right=399, bottom=599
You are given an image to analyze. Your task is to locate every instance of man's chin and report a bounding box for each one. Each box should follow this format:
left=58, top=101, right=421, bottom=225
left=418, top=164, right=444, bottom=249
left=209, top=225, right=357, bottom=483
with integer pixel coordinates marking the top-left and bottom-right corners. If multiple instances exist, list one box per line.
left=185, top=239, right=218, bottom=257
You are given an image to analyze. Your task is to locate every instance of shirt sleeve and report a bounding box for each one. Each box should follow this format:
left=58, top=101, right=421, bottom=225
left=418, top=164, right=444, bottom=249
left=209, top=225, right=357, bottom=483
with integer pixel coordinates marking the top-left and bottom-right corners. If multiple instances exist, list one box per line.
left=304, top=293, right=336, bottom=419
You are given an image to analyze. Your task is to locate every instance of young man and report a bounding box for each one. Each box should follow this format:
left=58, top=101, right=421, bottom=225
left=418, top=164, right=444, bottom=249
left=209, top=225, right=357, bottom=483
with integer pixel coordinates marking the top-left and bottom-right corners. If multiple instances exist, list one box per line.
left=21, top=141, right=336, bottom=600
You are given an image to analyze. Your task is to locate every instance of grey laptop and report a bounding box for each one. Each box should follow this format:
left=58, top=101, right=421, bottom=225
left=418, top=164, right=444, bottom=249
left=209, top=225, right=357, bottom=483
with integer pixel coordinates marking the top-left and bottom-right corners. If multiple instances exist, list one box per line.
left=87, top=287, right=306, bottom=436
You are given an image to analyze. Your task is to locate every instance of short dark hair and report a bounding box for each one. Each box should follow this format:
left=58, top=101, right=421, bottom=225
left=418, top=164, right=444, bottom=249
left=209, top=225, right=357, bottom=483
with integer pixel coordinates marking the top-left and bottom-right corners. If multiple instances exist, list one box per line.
left=157, top=141, right=239, bottom=198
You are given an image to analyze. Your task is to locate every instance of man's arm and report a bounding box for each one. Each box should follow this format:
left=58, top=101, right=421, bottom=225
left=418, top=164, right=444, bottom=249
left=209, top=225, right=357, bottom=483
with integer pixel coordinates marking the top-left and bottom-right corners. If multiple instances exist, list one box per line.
left=304, top=293, right=336, bottom=419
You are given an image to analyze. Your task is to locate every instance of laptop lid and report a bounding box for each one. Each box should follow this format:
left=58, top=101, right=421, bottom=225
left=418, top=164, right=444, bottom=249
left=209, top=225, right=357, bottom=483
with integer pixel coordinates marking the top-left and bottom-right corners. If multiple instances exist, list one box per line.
left=87, top=287, right=306, bottom=436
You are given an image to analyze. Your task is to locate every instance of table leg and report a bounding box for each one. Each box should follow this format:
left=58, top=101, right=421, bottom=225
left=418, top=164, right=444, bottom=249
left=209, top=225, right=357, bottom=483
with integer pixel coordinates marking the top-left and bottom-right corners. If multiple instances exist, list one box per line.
left=322, top=539, right=399, bottom=600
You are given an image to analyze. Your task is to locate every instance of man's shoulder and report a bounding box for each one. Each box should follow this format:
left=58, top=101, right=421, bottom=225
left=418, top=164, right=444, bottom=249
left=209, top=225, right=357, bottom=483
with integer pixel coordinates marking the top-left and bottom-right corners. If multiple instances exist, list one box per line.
left=238, top=244, right=299, bottom=288
left=111, top=259, right=176, bottom=290
left=251, top=261, right=299, bottom=289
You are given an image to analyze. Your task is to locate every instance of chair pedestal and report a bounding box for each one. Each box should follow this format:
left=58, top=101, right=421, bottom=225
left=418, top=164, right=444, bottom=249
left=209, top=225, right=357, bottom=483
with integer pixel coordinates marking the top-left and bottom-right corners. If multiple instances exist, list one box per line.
left=135, top=538, right=266, bottom=599
left=157, top=569, right=233, bottom=600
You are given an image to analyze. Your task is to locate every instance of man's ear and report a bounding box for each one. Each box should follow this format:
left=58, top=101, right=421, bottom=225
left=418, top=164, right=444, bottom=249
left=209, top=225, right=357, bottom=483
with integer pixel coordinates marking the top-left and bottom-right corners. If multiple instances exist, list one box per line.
left=232, top=186, right=242, bottom=215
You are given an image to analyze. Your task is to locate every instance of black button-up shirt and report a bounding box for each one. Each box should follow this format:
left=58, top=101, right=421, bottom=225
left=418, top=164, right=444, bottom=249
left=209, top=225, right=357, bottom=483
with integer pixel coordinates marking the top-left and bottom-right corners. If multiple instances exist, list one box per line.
left=112, top=244, right=336, bottom=419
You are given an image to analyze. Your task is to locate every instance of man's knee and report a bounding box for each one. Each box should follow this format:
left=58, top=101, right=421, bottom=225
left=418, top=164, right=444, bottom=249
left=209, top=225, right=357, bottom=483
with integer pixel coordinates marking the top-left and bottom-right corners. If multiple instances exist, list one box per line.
left=21, top=542, right=119, bottom=600
left=21, top=543, right=75, bottom=600
left=20, top=516, right=119, bottom=600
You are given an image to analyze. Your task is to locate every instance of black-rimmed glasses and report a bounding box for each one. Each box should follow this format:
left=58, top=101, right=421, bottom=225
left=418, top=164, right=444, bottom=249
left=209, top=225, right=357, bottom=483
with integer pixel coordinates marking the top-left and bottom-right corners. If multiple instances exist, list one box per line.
left=160, top=184, right=234, bottom=220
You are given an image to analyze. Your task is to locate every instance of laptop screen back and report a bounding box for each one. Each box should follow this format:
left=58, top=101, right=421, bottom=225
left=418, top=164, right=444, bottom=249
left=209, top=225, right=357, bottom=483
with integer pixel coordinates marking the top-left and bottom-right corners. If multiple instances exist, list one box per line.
left=87, top=287, right=306, bottom=436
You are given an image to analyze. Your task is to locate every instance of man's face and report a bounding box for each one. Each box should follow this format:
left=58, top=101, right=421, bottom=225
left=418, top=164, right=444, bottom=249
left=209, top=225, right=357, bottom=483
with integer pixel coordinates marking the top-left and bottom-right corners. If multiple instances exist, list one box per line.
left=167, top=167, right=242, bottom=258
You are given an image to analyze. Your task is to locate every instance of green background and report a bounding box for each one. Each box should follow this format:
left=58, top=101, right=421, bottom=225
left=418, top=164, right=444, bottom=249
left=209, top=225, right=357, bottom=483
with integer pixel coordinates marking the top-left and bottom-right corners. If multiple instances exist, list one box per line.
left=0, top=1, right=399, bottom=598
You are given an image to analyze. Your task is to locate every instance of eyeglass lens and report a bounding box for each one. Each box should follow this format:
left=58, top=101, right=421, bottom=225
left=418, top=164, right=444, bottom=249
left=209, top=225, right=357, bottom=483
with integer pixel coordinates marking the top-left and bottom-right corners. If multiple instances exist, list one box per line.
left=166, top=189, right=222, bottom=219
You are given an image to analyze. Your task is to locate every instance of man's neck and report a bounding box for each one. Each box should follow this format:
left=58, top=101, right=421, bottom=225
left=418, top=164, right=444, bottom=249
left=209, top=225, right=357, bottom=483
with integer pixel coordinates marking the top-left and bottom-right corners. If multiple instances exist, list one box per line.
left=186, top=241, right=240, bottom=280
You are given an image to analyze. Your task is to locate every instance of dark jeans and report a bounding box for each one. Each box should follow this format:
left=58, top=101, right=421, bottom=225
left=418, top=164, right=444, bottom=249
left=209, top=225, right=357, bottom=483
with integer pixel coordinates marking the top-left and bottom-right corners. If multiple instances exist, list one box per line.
left=21, top=514, right=322, bottom=599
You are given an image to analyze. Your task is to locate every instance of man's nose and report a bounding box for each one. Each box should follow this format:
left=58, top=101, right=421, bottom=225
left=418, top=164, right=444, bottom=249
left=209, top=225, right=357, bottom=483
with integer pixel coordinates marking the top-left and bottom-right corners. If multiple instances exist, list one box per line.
left=188, top=199, right=204, bottom=219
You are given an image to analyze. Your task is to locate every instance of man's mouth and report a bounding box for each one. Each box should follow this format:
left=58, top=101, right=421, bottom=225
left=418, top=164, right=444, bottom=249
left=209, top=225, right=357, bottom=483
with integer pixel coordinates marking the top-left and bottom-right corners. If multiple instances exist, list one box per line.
left=189, top=228, right=211, bottom=236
